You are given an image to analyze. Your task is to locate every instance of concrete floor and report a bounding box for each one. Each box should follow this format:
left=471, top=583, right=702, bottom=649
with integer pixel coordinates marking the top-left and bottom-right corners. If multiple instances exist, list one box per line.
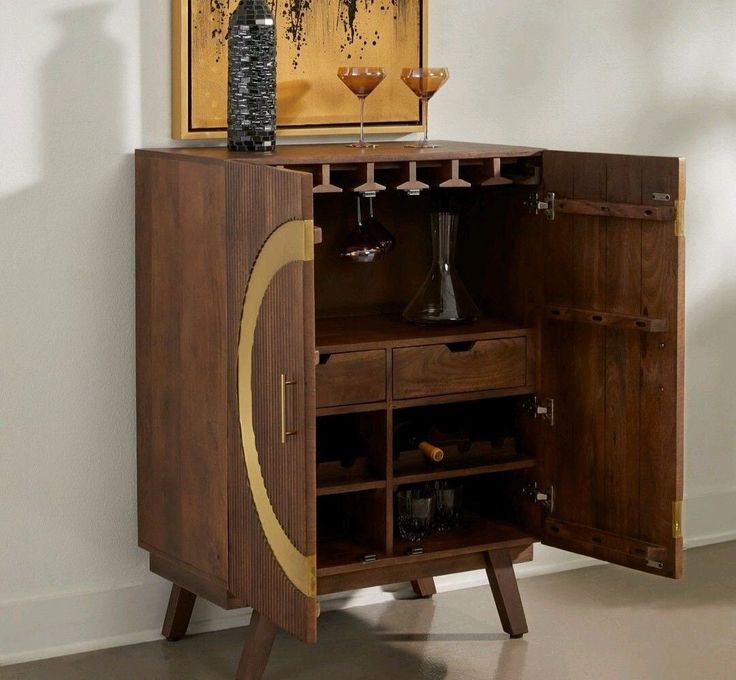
left=3, top=542, right=735, bottom=680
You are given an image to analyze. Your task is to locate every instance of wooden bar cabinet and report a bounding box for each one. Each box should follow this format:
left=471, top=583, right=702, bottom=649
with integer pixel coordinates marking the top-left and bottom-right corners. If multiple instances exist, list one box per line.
left=135, top=142, right=685, bottom=679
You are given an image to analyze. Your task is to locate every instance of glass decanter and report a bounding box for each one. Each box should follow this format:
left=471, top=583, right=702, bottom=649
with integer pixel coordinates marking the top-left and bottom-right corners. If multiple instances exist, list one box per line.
left=403, top=212, right=481, bottom=324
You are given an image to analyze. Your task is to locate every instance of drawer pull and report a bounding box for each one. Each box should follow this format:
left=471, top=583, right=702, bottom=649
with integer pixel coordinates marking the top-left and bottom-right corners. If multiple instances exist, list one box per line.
left=445, top=340, right=476, bottom=353
left=280, top=373, right=297, bottom=444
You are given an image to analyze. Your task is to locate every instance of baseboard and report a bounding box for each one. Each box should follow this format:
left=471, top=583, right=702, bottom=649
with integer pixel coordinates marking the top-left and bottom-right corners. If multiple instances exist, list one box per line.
left=682, top=486, right=736, bottom=548
left=3, top=487, right=734, bottom=666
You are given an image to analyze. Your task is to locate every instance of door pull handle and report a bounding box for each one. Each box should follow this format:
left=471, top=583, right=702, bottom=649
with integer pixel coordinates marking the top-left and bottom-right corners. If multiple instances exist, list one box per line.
left=280, top=373, right=297, bottom=444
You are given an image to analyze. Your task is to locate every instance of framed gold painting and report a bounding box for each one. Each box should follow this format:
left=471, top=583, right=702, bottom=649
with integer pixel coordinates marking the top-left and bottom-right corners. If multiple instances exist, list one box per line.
left=172, top=1, right=428, bottom=140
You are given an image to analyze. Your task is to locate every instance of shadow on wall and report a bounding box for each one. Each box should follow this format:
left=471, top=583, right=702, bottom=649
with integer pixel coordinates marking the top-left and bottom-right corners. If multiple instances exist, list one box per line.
left=685, top=283, right=736, bottom=489
left=0, top=3, right=140, bottom=596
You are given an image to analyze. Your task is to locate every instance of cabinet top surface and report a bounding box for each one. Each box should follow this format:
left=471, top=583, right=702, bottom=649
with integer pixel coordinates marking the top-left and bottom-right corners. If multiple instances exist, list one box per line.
left=136, top=141, right=544, bottom=166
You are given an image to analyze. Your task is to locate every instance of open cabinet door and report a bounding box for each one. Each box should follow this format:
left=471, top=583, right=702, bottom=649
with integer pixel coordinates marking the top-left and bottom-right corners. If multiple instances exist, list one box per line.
left=227, top=162, right=318, bottom=642
left=535, top=151, right=684, bottom=578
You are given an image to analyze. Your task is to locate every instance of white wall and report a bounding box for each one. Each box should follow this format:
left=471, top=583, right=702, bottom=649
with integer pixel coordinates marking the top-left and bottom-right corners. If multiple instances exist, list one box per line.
left=2, top=0, right=735, bottom=664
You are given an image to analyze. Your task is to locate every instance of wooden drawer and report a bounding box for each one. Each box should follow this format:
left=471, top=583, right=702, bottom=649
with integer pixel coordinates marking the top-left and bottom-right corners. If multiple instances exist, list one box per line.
left=392, top=338, right=527, bottom=400
left=316, top=350, right=386, bottom=408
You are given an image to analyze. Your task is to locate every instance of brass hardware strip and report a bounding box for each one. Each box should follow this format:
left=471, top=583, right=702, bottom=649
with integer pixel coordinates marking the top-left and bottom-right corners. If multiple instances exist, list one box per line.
left=280, top=373, right=297, bottom=444
left=675, top=200, right=685, bottom=237
left=237, top=218, right=316, bottom=598
left=672, top=500, right=683, bottom=539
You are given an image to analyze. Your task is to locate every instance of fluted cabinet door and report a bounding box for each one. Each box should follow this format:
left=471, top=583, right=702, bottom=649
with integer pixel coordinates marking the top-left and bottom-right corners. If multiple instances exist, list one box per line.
left=226, top=161, right=317, bottom=643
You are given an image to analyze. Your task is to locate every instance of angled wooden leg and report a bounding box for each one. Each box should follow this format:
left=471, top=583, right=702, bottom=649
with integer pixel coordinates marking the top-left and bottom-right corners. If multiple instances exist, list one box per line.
left=236, top=610, right=278, bottom=680
left=484, top=549, right=528, bottom=639
left=411, top=577, right=437, bottom=598
left=162, top=584, right=197, bottom=641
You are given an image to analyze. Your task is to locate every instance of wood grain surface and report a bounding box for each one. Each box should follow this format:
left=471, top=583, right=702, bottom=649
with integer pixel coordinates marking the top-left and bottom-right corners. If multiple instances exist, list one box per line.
left=392, top=338, right=528, bottom=400
left=226, top=162, right=318, bottom=643
left=135, top=155, right=229, bottom=584
left=138, top=142, right=544, bottom=167
left=316, top=350, right=386, bottom=408
left=537, top=150, right=685, bottom=578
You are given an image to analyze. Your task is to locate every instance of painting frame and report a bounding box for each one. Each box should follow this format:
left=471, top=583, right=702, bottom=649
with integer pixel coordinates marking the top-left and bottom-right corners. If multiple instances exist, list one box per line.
left=172, top=0, right=428, bottom=140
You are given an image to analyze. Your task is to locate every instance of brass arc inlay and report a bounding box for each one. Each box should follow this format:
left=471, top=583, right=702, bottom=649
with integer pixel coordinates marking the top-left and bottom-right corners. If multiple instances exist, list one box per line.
left=237, top=218, right=316, bottom=598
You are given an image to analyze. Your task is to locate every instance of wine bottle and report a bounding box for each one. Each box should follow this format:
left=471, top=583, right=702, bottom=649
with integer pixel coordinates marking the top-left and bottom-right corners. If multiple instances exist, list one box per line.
left=418, top=441, right=444, bottom=463
left=393, top=422, right=445, bottom=462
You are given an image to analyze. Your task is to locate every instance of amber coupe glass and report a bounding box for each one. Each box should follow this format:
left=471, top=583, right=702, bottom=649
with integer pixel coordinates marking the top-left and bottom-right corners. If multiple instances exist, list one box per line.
left=401, top=67, right=450, bottom=148
left=337, top=66, right=387, bottom=148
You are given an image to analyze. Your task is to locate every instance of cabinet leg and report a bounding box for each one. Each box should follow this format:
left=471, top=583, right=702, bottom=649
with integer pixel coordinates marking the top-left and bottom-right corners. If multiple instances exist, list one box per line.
left=162, top=584, right=197, bottom=641
left=236, top=610, right=278, bottom=680
left=411, top=577, right=437, bottom=598
left=484, top=549, right=528, bottom=639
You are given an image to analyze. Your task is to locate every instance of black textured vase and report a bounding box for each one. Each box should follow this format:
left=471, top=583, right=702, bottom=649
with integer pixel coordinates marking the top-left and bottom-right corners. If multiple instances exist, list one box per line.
left=227, top=0, right=276, bottom=152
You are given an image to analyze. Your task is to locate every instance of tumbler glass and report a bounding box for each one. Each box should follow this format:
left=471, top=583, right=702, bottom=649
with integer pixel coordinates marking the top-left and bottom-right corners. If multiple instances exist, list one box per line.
left=396, top=487, right=435, bottom=542
left=432, top=481, right=463, bottom=531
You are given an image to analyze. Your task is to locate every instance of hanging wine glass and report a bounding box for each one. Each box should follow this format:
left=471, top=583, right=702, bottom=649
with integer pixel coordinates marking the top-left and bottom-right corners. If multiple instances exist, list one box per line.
left=339, top=195, right=386, bottom=263
left=337, top=66, right=387, bottom=148
left=400, top=67, right=450, bottom=149
left=363, top=195, right=395, bottom=252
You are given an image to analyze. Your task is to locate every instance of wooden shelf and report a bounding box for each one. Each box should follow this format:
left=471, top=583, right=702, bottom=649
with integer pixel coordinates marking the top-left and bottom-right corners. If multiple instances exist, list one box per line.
left=391, top=386, right=535, bottom=410
left=316, top=314, right=532, bottom=354
left=317, top=477, right=387, bottom=496
left=317, top=516, right=535, bottom=577
left=393, top=451, right=535, bottom=487
left=316, top=402, right=388, bottom=417
left=317, top=537, right=387, bottom=572
left=392, top=515, right=534, bottom=563
left=316, top=458, right=386, bottom=496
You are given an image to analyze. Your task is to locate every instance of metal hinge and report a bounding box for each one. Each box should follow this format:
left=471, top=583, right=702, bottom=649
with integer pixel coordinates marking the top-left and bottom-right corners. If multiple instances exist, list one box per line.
left=523, top=482, right=555, bottom=513
left=524, top=396, right=555, bottom=427
left=526, top=191, right=555, bottom=220
left=672, top=500, right=683, bottom=539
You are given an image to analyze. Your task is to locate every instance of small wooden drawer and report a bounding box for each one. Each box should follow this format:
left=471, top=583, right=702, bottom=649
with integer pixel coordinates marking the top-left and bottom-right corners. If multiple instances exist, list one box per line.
left=392, top=338, right=527, bottom=400
left=316, top=350, right=386, bottom=408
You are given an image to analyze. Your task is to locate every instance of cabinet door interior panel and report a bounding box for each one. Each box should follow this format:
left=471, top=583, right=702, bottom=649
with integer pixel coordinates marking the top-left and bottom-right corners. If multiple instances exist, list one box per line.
left=537, top=151, right=684, bottom=578
left=226, top=162, right=318, bottom=643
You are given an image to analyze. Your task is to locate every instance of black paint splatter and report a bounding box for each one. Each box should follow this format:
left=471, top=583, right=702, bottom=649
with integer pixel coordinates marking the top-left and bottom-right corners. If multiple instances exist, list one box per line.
left=194, top=0, right=231, bottom=63
left=279, top=0, right=314, bottom=68
left=337, top=1, right=398, bottom=58
left=198, top=0, right=401, bottom=69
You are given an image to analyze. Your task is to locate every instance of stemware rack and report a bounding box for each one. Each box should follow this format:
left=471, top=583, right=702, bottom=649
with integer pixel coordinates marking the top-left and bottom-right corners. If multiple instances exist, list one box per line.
left=287, top=156, right=539, bottom=195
